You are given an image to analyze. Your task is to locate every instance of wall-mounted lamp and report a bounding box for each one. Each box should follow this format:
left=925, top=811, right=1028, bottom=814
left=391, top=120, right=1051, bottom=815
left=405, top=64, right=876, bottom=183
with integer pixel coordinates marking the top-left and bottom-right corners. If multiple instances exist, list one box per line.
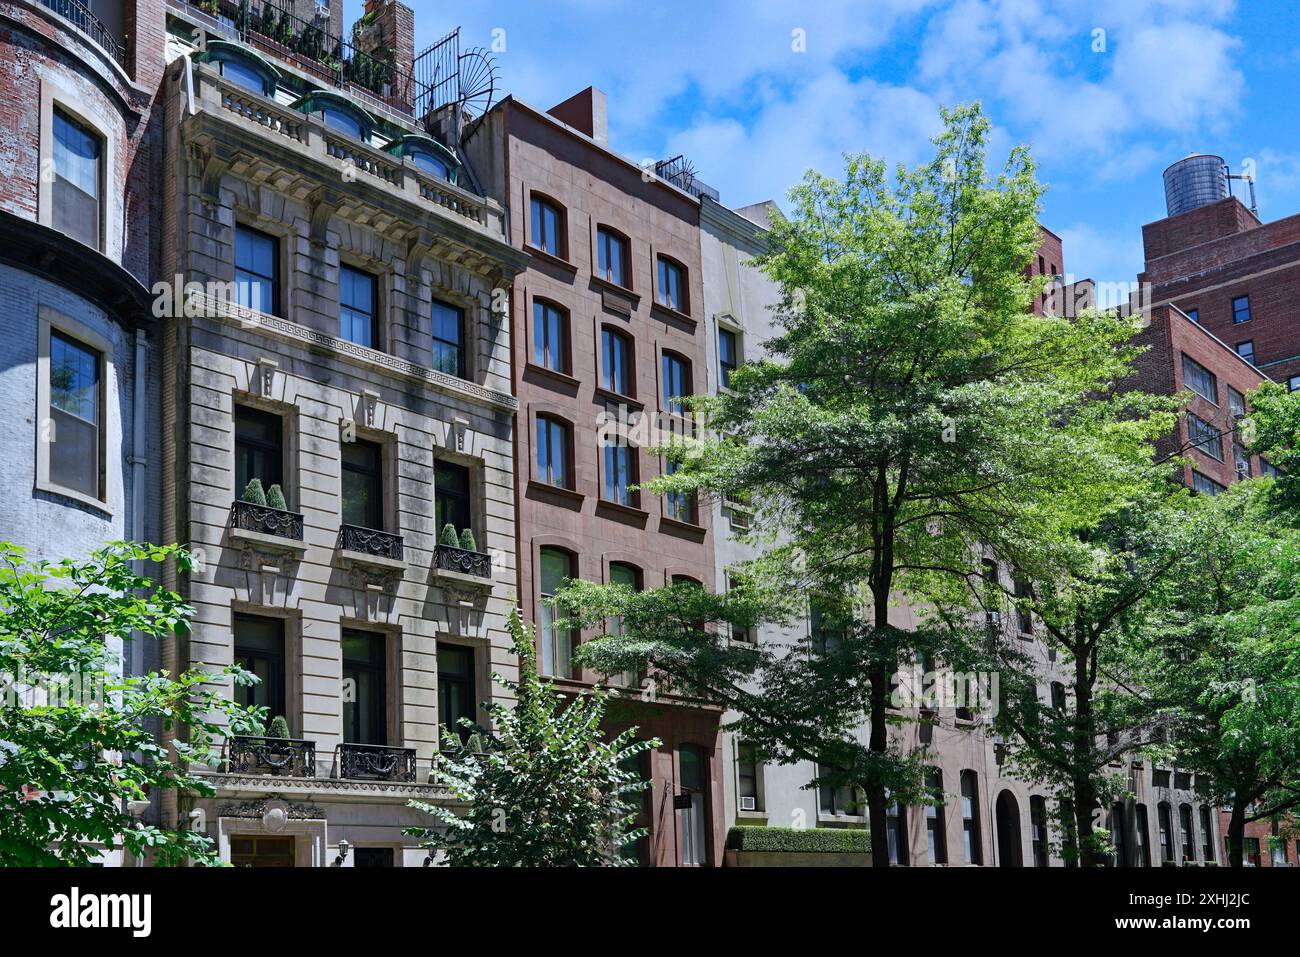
left=332, top=838, right=350, bottom=867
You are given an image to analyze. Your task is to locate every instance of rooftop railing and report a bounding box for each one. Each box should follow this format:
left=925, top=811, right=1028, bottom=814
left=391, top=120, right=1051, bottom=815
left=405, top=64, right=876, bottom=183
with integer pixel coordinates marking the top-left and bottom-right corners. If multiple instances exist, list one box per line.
left=34, top=0, right=127, bottom=68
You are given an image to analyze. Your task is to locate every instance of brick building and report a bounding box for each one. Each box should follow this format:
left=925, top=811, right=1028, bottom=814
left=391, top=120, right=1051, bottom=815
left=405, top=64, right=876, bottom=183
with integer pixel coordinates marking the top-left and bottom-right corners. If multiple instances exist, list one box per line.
left=1139, top=157, right=1300, bottom=390
left=466, top=90, right=726, bottom=867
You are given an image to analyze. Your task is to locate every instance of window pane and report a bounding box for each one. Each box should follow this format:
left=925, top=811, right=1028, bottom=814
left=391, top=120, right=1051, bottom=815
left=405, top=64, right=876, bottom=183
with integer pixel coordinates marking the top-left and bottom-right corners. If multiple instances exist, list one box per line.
left=434, top=460, right=472, bottom=538
left=235, top=226, right=278, bottom=315
left=321, top=108, right=363, bottom=138
left=531, top=197, right=560, bottom=256
left=342, top=629, right=386, bottom=746
left=411, top=150, right=449, bottom=180
left=657, top=257, right=683, bottom=310
left=431, top=300, right=465, bottom=378
left=341, top=439, right=383, bottom=528
left=1232, top=296, right=1251, bottom=324
left=536, top=417, right=568, bottom=487
left=533, top=301, right=566, bottom=372
left=539, top=548, right=573, bottom=677
left=53, top=110, right=101, bottom=248
left=339, top=266, right=377, bottom=348
left=219, top=58, right=268, bottom=94
left=235, top=404, right=284, bottom=495
left=438, top=644, right=476, bottom=741
left=48, top=332, right=100, bottom=497
left=719, top=328, right=737, bottom=388
left=598, top=228, right=625, bottom=286
left=602, top=328, right=630, bottom=394
left=603, top=439, right=634, bottom=506
left=233, top=614, right=286, bottom=719
left=1180, top=354, right=1217, bottom=404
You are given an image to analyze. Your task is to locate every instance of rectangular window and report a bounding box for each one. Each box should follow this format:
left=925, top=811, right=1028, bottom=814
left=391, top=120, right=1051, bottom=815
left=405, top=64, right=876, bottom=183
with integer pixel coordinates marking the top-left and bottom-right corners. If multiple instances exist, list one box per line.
left=597, top=227, right=628, bottom=287
left=431, top=299, right=466, bottom=379
left=434, top=460, right=472, bottom=541
left=1243, top=838, right=1260, bottom=866
left=661, top=353, right=690, bottom=416
left=1013, top=575, right=1033, bottom=634
left=535, top=416, right=570, bottom=488
left=817, top=764, right=861, bottom=817
left=1290, top=376, right=1300, bottom=393
left=1192, top=471, right=1225, bottom=496
left=718, top=327, right=738, bottom=390
left=342, top=629, right=387, bottom=746
left=1231, top=295, right=1251, bottom=324
left=235, top=404, right=284, bottom=499
left=538, top=548, right=574, bottom=678
left=233, top=614, right=286, bottom=722
left=1261, top=458, right=1281, bottom=479
left=235, top=225, right=279, bottom=316
left=1235, top=340, right=1255, bottom=365
left=656, top=256, right=684, bottom=311
left=437, top=644, right=476, bottom=744
left=341, top=438, right=383, bottom=529
left=1228, top=387, right=1246, bottom=421
left=1200, top=806, right=1213, bottom=863
left=602, top=437, right=636, bottom=507
left=48, top=330, right=101, bottom=499
left=961, top=771, right=982, bottom=864
left=352, top=847, right=394, bottom=867
left=1158, top=804, right=1174, bottom=864
left=887, top=800, right=907, bottom=865
left=663, top=454, right=695, bottom=523
left=601, top=327, right=631, bottom=396
left=52, top=108, right=101, bottom=250
left=1187, top=412, right=1223, bottom=461
left=1185, top=307, right=1199, bottom=323
left=1234, top=441, right=1252, bottom=478
left=737, top=742, right=761, bottom=811
left=532, top=300, right=567, bottom=373
left=1181, top=354, right=1218, bottom=404
left=339, top=265, right=378, bottom=349
left=530, top=195, right=563, bottom=257
left=926, top=770, right=947, bottom=865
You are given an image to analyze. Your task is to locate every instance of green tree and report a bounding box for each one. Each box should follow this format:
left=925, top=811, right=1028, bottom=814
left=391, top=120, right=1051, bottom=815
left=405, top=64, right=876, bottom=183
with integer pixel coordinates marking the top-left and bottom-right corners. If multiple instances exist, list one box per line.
left=981, top=482, right=1185, bottom=865
left=407, top=607, right=658, bottom=866
left=558, top=103, right=1171, bottom=865
left=1246, top=382, right=1300, bottom=520
left=0, top=542, right=262, bottom=866
left=1127, top=483, right=1300, bottom=867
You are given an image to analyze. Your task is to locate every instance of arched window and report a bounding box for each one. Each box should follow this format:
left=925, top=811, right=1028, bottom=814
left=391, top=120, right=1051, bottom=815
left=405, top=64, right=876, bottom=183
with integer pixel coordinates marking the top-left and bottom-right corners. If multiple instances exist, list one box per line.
left=530, top=194, right=565, bottom=257
left=960, top=770, right=983, bottom=865
left=202, top=42, right=278, bottom=96
left=601, top=326, right=633, bottom=396
left=1135, top=803, right=1151, bottom=866
left=886, top=795, right=908, bottom=866
left=1199, top=805, right=1214, bottom=863
left=596, top=225, right=629, bottom=287
left=1157, top=802, right=1174, bottom=864
left=386, top=134, right=461, bottom=184
left=532, top=299, right=569, bottom=374
left=925, top=769, right=947, bottom=865
left=1030, top=795, right=1049, bottom=867
left=291, top=91, right=373, bottom=140
left=538, top=547, right=575, bottom=678
left=1050, top=681, right=1067, bottom=712
left=535, top=415, right=572, bottom=489
left=1179, top=803, right=1196, bottom=862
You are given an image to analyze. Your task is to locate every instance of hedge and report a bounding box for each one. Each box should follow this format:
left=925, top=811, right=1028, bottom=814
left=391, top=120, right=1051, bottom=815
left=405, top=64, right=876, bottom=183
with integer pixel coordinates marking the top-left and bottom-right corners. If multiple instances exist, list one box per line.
left=725, top=826, right=871, bottom=854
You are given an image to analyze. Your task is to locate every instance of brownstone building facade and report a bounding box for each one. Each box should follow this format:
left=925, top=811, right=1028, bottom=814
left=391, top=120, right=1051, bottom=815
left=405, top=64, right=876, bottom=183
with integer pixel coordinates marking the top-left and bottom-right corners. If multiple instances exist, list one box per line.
left=467, top=90, right=725, bottom=866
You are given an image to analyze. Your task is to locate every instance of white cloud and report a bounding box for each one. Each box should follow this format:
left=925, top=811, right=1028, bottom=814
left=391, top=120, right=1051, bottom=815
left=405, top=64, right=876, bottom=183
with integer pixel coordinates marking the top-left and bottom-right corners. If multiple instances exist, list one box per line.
left=1056, top=221, right=1147, bottom=296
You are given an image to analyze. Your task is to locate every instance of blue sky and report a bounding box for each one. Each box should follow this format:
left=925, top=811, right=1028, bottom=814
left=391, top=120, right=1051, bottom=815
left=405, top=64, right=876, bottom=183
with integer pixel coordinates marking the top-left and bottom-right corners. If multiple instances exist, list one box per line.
left=351, top=0, right=1300, bottom=287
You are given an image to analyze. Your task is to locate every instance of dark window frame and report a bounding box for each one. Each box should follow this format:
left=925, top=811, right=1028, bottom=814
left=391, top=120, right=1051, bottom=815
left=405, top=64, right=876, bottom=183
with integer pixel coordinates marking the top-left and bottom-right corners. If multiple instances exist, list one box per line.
left=431, top=298, right=468, bottom=380
left=1231, top=295, right=1251, bottom=324
left=341, top=628, right=388, bottom=746
left=339, top=263, right=380, bottom=350
left=656, top=254, right=687, bottom=312
left=529, top=193, right=566, bottom=258
left=340, top=436, right=385, bottom=530
left=596, top=225, right=630, bottom=288
left=600, top=325, right=633, bottom=397
left=535, top=414, right=572, bottom=489
left=532, top=298, right=569, bottom=374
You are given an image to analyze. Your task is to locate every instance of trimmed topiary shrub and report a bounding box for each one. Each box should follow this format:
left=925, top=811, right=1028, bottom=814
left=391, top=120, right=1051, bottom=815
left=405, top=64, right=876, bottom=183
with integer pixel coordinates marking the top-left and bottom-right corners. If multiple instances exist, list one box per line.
left=439, top=523, right=460, bottom=547
left=724, top=825, right=870, bottom=854
left=267, top=715, right=291, bottom=739
left=459, top=528, right=477, bottom=552
left=266, top=483, right=287, bottom=510
left=241, top=478, right=267, bottom=506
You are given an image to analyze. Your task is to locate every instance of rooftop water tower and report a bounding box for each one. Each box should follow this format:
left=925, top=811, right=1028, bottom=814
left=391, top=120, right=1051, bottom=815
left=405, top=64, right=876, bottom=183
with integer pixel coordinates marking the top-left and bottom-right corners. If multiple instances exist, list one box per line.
left=1163, top=154, right=1229, bottom=217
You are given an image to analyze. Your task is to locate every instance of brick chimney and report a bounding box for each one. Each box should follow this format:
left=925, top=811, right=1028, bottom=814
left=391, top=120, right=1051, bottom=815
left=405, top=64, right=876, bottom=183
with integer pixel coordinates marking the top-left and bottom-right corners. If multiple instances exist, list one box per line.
left=548, top=87, right=609, bottom=146
left=356, top=0, right=415, bottom=82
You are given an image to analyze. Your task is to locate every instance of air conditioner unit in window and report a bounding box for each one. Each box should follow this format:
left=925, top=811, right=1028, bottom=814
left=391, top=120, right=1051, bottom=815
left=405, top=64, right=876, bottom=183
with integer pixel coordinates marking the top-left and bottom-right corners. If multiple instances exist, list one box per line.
left=739, top=796, right=757, bottom=812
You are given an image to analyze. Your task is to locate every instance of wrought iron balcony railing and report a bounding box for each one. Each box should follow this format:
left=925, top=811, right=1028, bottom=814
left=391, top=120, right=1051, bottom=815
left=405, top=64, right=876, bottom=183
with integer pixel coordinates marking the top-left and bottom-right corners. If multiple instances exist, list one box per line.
left=231, top=499, right=305, bottom=541
left=336, top=743, right=417, bottom=783
left=434, top=543, right=491, bottom=579
left=34, top=0, right=127, bottom=68
left=226, top=735, right=317, bottom=777
left=337, top=524, right=403, bottom=561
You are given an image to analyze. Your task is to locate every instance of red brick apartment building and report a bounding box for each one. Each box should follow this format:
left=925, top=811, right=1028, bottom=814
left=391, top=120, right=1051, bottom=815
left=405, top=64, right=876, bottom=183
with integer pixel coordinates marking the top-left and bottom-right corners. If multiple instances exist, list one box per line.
left=466, top=90, right=725, bottom=866
left=1140, top=156, right=1300, bottom=391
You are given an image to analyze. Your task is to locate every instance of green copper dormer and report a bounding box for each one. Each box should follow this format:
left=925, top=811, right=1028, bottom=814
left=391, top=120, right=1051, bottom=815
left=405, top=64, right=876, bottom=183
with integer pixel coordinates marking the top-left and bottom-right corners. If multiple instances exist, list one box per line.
left=386, top=134, right=461, bottom=185
left=199, top=41, right=280, bottom=97
left=290, top=90, right=375, bottom=140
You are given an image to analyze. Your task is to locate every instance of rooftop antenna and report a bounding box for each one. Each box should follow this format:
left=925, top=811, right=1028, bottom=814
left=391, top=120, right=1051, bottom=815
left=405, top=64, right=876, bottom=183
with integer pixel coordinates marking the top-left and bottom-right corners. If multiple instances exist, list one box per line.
left=1226, top=161, right=1258, bottom=217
